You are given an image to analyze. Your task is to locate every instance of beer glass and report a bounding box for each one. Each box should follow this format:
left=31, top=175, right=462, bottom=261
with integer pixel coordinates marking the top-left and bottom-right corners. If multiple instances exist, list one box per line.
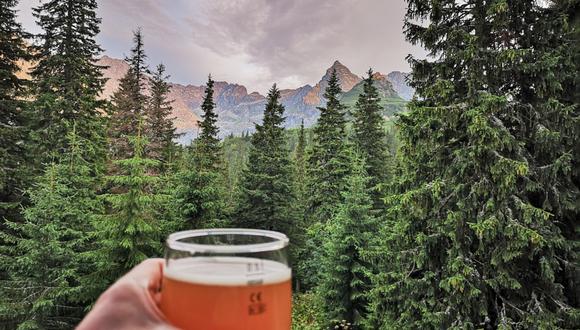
left=160, top=229, right=292, bottom=330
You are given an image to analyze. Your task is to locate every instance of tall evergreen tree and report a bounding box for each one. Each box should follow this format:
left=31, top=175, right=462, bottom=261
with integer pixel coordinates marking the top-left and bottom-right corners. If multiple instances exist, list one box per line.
left=145, top=63, right=179, bottom=167
left=108, top=29, right=149, bottom=159
left=235, top=84, right=295, bottom=234
left=367, top=1, right=579, bottom=328
left=352, top=68, right=389, bottom=209
left=196, top=74, right=221, bottom=169
left=92, top=127, right=165, bottom=287
left=291, top=120, right=309, bottom=290
left=306, top=69, right=350, bottom=223
left=30, top=0, right=106, bottom=165
left=300, top=69, right=350, bottom=290
left=0, top=0, right=31, bottom=222
left=173, top=75, right=227, bottom=229
left=319, top=153, right=376, bottom=328
left=0, top=129, right=102, bottom=329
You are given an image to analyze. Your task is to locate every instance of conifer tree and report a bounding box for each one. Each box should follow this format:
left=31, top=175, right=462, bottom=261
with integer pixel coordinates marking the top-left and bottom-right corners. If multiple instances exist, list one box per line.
left=92, top=127, right=165, bottom=287
left=368, top=1, right=580, bottom=328
left=319, top=153, right=376, bottom=328
left=0, top=0, right=31, bottom=221
left=0, top=129, right=102, bottom=328
left=306, top=69, right=350, bottom=223
left=173, top=75, right=227, bottom=229
left=236, top=84, right=294, bottom=234
left=352, top=68, right=389, bottom=209
left=30, top=0, right=106, bottom=165
left=196, top=74, right=221, bottom=169
left=145, top=63, right=179, bottom=167
left=108, top=29, right=149, bottom=159
left=300, top=69, right=350, bottom=290
left=291, top=120, right=309, bottom=289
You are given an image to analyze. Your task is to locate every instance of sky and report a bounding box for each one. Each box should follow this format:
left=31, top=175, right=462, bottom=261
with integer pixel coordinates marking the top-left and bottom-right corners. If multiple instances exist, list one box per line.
left=16, top=0, right=424, bottom=94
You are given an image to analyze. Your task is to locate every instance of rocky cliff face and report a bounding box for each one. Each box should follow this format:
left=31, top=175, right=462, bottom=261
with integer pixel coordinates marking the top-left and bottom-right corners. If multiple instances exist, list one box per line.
left=304, top=60, right=362, bottom=106
left=17, top=54, right=412, bottom=143
left=97, top=56, right=412, bottom=142
left=97, top=56, right=202, bottom=135
left=386, top=71, right=415, bottom=100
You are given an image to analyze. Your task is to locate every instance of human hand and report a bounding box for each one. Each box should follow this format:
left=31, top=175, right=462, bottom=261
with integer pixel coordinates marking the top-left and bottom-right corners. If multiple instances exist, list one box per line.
left=77, top=258, right=177, bottom=330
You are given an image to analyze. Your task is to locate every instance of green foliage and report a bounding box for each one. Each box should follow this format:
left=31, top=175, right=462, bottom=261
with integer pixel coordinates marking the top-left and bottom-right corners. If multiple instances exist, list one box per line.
left=30, top=0, right=107, bottom=166
left=91, top=131, right=167, bottom=288
left=196, top=75, right=222, bottom=169
left=172, top=149, right=228, bottom=229
left=319, top=152, right=376, bottom=327
left=352, top=69, right=390, bottom=209
left=0, top=0, right=32, bottom=222
left=367, top=1, right=580, bottom=328
left=236, top=85, right=295, bottom=235
left=291, top=292, right=325, bottom=330
left=306, top=69, right=350, bottom=223
left=145, top=63, right=180, bottom=167
left=108, top=29, right=149, bottom=159
left=0, top=130, right=102, bottom=329
left=301, top=69, right=351, bottom=291
left=173, top=75, right=228, bottom=229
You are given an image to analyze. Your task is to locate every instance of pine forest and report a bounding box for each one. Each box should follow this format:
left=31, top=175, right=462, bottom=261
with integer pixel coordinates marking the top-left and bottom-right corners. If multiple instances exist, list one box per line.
left=0, top=0, right=578, bottom=329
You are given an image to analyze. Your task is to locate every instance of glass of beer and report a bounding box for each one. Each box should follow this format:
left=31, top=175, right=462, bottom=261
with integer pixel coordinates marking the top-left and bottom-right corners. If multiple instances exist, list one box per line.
left=160, top=229, right=292, bottom=330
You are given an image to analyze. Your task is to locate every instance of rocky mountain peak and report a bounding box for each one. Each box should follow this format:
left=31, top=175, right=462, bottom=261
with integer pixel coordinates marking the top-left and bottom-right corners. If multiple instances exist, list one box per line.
left=304, top=60, right=362, bottom=105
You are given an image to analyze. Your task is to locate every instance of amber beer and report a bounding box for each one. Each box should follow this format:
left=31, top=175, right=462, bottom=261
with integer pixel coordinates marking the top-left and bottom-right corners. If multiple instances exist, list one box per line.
left=161, top=229, right=292, bottom=330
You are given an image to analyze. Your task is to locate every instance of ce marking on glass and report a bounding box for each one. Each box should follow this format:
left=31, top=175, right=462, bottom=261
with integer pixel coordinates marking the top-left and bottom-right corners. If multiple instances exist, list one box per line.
left=248, top=291, right=266, bottom=316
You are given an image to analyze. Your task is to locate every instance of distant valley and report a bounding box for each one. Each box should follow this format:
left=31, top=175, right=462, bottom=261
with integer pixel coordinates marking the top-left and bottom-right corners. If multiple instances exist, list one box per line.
left=96, top=56, right=414, bottom=143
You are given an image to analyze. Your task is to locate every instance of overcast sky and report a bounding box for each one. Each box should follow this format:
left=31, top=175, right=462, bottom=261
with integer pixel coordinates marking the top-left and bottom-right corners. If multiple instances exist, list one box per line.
left=16, top=0, right=424, bottom=94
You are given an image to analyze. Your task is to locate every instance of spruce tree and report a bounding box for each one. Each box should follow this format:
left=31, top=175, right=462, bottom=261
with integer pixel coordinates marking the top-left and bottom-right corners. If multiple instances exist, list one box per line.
left=291, top=120, right=309, bottom=290
left=145, top=63, right=179, bottom=167
left=108, top=29, right=149, bottom=159
left=306, top=69, right=350, bottom=223
left=0, top=129, right=102, bottom=328
left=173, top=75, right=227, bottom=229
left=319, top=152, right=376, bottom=328
left=352, top=68, right=389, bottom=209
left=92, top=127, right=165, bottom=287
left=30, top=0, right=106, bottom=165
left=235, top=84, right=295, bottom=234
left=367, top=1, right=580, bottom=328
left=0, top=0, right=31, bottom=222
left=196, top=74, right=221, bottom=169
left=300, top=69, right=350, bottom=290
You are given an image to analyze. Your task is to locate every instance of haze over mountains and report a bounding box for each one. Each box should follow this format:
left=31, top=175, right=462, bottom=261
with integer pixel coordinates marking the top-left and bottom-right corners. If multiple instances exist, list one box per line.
left=98, top=56, right=414, bottom=143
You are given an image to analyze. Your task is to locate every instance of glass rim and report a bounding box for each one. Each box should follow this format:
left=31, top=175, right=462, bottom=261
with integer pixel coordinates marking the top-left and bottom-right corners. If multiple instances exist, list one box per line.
left=166, top=228, right=289, bottom=254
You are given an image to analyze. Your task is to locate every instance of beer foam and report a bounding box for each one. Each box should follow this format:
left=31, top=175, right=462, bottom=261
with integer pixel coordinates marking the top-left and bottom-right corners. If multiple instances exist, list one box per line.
left=165, top=257, right=291, bottom=286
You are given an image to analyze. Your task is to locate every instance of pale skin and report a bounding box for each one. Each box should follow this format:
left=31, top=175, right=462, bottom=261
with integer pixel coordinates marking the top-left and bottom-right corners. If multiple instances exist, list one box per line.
left=77, top=258, right=177, bottom=330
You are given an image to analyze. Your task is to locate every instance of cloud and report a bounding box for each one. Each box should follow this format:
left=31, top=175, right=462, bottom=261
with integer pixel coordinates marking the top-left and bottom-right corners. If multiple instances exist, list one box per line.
left=16, top=0, right=424, bottom=94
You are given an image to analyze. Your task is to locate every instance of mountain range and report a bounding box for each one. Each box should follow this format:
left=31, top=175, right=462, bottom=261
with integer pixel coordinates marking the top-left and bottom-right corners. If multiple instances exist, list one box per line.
left=99, top=56, right=414, bottom=143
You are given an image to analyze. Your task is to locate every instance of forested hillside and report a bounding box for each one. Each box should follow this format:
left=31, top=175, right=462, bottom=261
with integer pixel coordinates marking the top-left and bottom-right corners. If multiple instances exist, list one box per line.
left=0, top=0, right=578, bottom=329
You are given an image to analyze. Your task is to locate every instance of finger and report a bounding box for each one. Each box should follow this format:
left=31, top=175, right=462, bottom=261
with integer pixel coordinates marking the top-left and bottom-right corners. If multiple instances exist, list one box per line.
left=119, top=258, right=164, bottom=291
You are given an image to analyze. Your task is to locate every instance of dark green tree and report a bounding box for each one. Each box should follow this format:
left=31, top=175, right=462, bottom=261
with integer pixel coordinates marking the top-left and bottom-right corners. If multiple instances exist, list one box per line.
left=0, top=0, right=31, bottom=222
left=0, top=129, right=102, bottom=329
left=367, top=1, right=579, bottom=328
left=291, top=120, right=309, bottom=290
left=306, top=68, right=350, bottom=223
left=145, top=63, right=179, bottom=167
left=92, top=128, right=166, bottom=287
left=173, top=75, right=227, bottom=229
left=30, top=0, right=106, bottom=165
left=352, top=68, right=389, bottom=209
left=108, top=29, right=149, bottom=159
left=300, top=69, right=350, bottom=290
left=235, top=84, right=295, bottom=234
left=196, top=74, right=221, bottom=169
left=319, top=152, right=376, bottom=328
